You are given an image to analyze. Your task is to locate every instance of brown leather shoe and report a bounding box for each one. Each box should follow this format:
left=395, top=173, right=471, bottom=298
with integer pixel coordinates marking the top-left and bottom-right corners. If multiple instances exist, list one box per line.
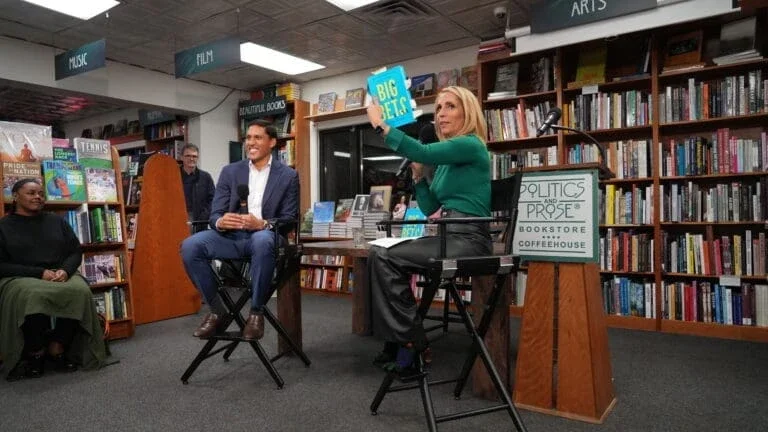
left=193, top=313, right=220, bottom=338
left=242, top=312, right=264, bottom=340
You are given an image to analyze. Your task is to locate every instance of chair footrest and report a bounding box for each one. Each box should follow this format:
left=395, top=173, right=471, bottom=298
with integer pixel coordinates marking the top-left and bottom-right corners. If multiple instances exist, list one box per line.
left=200, top=330, right=246, bottom=341
left=435, top=404, right=510, bottom=424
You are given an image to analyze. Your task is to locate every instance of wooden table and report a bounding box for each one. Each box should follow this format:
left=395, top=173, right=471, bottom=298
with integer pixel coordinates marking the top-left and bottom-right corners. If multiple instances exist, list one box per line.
left=293, top=240, right=510, bottom=400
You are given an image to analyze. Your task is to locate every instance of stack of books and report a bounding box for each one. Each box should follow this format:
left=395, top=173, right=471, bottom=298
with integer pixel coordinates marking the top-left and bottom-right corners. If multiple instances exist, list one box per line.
left=276, top=82, right=301, bottom=101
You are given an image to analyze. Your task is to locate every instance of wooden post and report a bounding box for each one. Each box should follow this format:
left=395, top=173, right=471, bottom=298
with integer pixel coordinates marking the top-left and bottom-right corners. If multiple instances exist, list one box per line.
left=513, top=261, right=616, bottom=423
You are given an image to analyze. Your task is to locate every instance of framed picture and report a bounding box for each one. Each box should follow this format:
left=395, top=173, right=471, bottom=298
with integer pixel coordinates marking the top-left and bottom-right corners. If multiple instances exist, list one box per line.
left=317, top=92, right=337, bottom=114
left=368, top=185, right=392, bottom=213
left=344, top=88, right=365, bottom=109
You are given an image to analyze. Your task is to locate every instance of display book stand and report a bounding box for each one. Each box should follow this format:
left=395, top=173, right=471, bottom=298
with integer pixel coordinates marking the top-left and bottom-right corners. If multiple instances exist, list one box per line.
left=512, top=122, right=617, bottom=423
left=129, top=153, right=200, bottom=324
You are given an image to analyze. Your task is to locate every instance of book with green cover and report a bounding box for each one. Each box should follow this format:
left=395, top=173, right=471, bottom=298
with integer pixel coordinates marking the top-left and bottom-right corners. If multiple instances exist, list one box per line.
left=43, top=160, right=86, bottom=202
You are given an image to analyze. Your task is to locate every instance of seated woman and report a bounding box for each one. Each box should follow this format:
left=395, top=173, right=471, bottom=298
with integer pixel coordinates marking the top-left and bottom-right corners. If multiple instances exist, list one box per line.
left=0, top=179, right=106, bottom=381
left=365, top=86, right=492, bottom=374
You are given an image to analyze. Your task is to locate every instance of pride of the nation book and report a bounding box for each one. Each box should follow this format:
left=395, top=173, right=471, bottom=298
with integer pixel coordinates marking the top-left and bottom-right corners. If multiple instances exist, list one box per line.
left=367, top=65, right=416, bottom=128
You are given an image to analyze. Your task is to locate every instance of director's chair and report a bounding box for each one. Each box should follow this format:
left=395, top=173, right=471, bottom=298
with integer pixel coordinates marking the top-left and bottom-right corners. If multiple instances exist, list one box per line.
left=373, top=172, right=527, bottom=432
left=180, top=218, right=311, bottom=388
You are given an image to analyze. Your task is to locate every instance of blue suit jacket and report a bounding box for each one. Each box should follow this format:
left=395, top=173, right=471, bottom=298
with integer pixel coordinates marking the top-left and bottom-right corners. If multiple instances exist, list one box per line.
left=209, top=158, right=299, bottom=234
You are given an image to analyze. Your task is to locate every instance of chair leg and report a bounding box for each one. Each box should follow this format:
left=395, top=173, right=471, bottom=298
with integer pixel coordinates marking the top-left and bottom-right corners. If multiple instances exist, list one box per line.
left=181, top=338, right=218, bottom=384
left=262, top=307, right=311, bottom=367
left=442, top=292, right=450, bottom=334
left=416, top=355, right=439, bottom=432
left=370, top=373, right=396, bottom=415
left=246, top=340, right=285, bottom=389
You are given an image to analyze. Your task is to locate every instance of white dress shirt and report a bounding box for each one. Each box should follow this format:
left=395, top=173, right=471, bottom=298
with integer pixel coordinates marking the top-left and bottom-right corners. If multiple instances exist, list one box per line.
left=248, top=155, right=272, bottom=220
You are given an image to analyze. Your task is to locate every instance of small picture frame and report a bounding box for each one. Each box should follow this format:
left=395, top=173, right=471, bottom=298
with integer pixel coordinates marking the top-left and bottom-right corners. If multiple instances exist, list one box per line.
left=317, top=92, right=337, bottom=114
left=663, top=30, right=704, bottom=70
left=344, top=88, right=365, bottom=110
left=368, top=185, right=392, bottom=213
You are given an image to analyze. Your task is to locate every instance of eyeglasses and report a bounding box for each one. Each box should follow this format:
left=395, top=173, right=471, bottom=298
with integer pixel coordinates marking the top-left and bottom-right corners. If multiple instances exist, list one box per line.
left=183, top=154, right=199, bottom=159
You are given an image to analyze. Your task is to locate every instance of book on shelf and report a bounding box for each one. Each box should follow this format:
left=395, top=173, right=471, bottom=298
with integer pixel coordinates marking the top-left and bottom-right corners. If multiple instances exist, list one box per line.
left=53, top=147, right=78, bottom=162
left=530, top=56, right=553, bottom=92
left=344, top=88, right=365, bottom=110
left=493, top=62, right=519, bottom=96
left=42, top=160, right=86, bottom=202
left=312, top=201, right=335, bottom=237
left=52, top=138, right=70, bottom=149
left=570, top=44, right=607, bottom=88
left=85, top=167, right=118, bottom=202
left=460, top=65, right=478, bottom=92
left=436, top=68, right=459, bottom=91
left=712, top=16, right=763, bottom=65
left=0, top=121, right=53, bottom=162
left=317, top=92, right=337, bottom=114
left=409, top=73, right=435, bottom=98
left=2, top=161, right=42, bottom=202
left=74, top=138, right=113, bottom=169
left=662, top=30, right=705, bottom=73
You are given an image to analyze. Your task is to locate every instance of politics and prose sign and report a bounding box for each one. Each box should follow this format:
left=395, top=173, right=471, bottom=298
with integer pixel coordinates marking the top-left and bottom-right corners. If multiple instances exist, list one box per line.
left=530, top=0, right=657, bottom=34
left=513, top=170, right=598, bottom=262
left=55, top=39, right=106, bottom=80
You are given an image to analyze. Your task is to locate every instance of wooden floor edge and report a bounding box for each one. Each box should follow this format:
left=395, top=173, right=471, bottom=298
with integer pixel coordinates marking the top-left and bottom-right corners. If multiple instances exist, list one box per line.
left=514, top=397, right=617, bottom=424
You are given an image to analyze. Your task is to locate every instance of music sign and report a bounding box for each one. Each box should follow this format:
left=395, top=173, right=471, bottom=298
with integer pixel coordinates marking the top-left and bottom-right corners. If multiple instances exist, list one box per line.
left=513, top=170, right=598, bottom=262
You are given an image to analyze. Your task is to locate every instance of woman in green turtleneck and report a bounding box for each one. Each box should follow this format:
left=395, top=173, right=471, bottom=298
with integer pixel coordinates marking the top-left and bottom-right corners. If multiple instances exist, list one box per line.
left=366, top=85, right=492, bottom=373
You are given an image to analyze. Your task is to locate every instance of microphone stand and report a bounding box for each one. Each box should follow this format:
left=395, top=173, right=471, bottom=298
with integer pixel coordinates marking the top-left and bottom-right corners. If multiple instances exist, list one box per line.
left=549, top=124, right=614, bottom=179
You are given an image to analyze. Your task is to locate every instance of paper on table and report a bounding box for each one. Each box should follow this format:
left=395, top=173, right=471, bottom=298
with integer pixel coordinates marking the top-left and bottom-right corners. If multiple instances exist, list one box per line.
left=367, top=237, right=423, bottom=249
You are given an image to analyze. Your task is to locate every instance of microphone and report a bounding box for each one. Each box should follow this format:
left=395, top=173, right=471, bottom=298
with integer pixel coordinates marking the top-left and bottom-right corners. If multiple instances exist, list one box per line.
left=236, top=184, right=249, bottom=215
left=535, top=107, right=562, bottom=137
left=396, top=123, right=438, bottom=177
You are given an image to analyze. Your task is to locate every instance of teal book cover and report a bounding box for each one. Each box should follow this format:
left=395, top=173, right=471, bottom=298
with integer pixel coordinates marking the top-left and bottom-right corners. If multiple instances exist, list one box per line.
left=367, top=65, right=416, bottom=128
left=401, top=207, right=427, bottom=238
left=43, top=160, right=86, bottom=202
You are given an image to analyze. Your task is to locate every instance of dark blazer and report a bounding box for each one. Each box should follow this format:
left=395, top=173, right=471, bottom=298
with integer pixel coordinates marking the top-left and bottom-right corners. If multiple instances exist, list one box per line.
left=181, top=167, right=215, bottom=223
left=209, top=158, right=299, bottom=234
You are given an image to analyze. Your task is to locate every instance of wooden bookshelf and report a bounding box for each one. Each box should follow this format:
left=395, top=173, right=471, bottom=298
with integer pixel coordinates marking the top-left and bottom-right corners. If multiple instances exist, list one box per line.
left=305, top=95, right=438, bottom=122
left=478, top=8, right=768, bottom=341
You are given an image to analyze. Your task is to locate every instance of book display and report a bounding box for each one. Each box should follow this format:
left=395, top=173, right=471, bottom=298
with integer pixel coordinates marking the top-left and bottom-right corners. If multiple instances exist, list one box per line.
left=478, top=9, right=768, bottom=342
left=0, top=127, right=135, bottom=340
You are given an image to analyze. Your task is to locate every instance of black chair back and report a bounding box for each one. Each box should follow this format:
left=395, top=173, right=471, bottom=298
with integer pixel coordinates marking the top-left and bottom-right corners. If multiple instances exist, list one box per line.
left=489, top=170, right=524, bottom=255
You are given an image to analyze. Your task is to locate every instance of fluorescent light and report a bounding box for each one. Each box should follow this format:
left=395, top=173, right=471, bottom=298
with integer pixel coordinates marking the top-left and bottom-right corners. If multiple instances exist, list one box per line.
left=325, top=0, right=380, bottom=11
left=22, top=0, right=119, bottom=20
left=240, top=43, right=325, bottom=75
left=364, top=156, right=403, bottom=161
left=333, top=151, right=351, bottom=158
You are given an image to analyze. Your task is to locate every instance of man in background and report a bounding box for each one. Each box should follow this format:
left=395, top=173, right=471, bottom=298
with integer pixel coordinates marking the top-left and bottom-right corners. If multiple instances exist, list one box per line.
left=180, top=144, right=215, bottom=233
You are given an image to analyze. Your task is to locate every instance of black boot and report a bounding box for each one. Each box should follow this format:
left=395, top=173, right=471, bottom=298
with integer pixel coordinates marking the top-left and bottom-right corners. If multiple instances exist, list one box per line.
left=26, top=352, right=45, bottom=378
left=48, top=353, right=78, bottom=373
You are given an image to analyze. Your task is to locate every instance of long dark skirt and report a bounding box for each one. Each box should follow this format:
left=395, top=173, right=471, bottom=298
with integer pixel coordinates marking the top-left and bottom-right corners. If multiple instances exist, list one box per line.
left=369, top=219, right=491, bottom=345
left=0, top=275, right=106, bottom=374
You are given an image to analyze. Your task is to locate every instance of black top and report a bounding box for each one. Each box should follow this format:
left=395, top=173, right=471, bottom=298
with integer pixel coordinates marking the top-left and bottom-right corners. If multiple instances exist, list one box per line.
left=181, top=168, right=198, bottom=212
left=0, top=212, right=82, bottom=278
left=180, top=167, right=215, bottom=223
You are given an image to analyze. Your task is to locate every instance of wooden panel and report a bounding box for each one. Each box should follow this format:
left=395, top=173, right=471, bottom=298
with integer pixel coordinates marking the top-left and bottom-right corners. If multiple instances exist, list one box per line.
left=556, top=263, right=599, bottom=416
left=471, top=274, right=509, bottom=399
left=131, top=154, right=200, bottom=324
left=277, top=271, right=302, bottom=355
left=514, top=262, right=555, bottom=408
left=293, top=100, right=311, bottom=213
left=351, top=257, right=370, bottom=335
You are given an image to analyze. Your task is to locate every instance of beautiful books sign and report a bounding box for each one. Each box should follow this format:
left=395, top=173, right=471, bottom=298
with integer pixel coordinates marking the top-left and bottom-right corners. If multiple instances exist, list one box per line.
left=513, top=169, right=598, bottom=262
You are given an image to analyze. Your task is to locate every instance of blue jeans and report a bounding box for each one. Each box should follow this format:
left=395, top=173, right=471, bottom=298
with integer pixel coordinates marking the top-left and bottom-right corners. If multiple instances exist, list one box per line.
left=180, top=229, right=279, bottom=311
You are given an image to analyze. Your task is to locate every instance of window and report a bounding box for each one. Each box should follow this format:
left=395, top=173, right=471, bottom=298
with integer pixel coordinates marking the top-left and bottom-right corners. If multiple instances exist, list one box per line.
left=319, top=117, right=434, bottom=207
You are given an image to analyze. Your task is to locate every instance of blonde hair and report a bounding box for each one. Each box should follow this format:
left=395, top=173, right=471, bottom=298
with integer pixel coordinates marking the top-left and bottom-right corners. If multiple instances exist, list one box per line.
left=434, top=86, right=487, bottom=144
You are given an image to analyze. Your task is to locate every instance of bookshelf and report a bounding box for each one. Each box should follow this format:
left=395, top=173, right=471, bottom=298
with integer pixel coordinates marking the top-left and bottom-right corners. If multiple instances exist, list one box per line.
left=478, top=9, right=768, bottom=342
left=125, top=153, right=200, bottom=324
left=0, top=146, right=136, bottom=340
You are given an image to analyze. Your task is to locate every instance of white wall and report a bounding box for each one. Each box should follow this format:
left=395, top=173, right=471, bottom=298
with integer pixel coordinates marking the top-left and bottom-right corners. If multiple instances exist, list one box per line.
left=62, top=108, right=139, bottom=139
left=301, top=45, right=480, bottom=204
left=0, top=35, right=245, bottom=182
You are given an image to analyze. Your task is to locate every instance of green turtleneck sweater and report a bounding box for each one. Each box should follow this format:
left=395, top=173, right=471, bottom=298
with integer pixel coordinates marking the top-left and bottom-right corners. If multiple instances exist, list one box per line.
left=385, top=128, right=490, bottom=217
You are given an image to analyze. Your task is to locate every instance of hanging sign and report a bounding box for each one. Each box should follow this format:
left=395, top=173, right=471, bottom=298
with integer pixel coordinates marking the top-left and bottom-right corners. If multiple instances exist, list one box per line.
left=55, top=39, right=106, bottom=80
left=174, top=37, right=241, bottom=78
left=530, top=0, right=658, bottom=34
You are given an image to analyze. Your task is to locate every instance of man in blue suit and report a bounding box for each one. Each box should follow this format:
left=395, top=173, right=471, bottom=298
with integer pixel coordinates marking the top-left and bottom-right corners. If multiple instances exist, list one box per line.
left=181, top=119, right=299, bottom=340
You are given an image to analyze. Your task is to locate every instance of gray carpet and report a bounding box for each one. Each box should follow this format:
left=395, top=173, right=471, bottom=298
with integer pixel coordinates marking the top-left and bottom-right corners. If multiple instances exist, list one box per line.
left=1, top=294, right=767, bottom=432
